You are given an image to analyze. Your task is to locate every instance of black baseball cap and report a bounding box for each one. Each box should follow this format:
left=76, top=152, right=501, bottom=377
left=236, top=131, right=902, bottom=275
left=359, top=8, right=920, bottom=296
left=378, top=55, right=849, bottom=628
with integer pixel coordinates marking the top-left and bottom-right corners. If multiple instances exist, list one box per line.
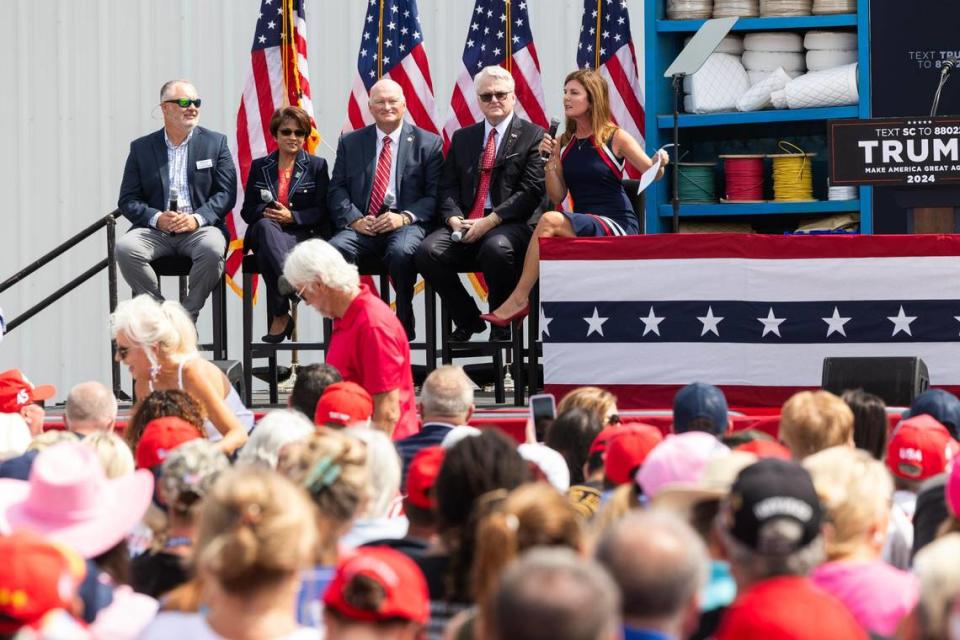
left=723, top=459, right=822, bottom=555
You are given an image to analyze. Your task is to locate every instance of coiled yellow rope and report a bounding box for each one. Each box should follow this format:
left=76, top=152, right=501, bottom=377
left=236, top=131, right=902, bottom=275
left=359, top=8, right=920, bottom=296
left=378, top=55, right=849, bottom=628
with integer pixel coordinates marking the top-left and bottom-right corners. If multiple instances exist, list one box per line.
left=770, top=141, right=815, bottom=201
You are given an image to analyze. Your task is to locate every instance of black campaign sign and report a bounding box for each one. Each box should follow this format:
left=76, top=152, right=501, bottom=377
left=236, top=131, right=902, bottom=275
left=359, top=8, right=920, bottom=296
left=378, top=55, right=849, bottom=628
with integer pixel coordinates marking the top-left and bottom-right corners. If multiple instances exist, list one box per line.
left=828, top=117, right=960, bottom=186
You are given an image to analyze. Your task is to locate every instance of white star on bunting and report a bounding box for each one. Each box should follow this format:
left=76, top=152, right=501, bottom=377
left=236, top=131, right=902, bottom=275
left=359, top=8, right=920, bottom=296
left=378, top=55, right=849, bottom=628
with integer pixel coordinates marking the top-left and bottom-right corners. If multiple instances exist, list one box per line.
left=757, top=307, right=785, bottom=338
left=697, top=307, right=724, bottom=337
left=540, top=306, right=553, bottom=340
left=584, top=307, right=608, bottom=337
left=639, top=306, right=665, bottom=337
left=888, top=306, right=917, bottom=336
left=822, top=307, right=851, bottom=337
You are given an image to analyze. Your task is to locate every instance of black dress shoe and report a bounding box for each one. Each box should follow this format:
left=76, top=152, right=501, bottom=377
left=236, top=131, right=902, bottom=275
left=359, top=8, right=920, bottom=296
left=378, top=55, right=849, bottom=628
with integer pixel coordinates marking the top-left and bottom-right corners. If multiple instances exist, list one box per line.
left=262, top=316, right=294, bottom=344
left=450, top=317, right=486, bottom=342
left=489, top=325, right=511, bottom=342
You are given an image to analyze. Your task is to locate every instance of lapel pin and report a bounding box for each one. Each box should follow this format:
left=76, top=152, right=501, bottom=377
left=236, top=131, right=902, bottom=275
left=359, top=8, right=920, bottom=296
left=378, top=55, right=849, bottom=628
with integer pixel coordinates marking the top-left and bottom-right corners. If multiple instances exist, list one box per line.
left=511, top=132, right=518, bottom=138
left=406, top=136, right=414, bottom=143
left=295, top=171, right=302, bottom=178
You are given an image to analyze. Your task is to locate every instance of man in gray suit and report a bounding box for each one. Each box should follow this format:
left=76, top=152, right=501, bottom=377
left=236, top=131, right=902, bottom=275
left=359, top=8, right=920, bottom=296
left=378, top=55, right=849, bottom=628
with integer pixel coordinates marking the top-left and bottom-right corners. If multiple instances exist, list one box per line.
left=327, top=78, right=443, bottom=340
left=116, top=79, right=237, bottom=319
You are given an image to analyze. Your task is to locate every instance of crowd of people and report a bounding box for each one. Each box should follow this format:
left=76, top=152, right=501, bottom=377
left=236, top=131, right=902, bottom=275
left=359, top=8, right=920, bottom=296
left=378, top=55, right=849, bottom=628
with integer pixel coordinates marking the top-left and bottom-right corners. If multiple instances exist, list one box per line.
left=3, top=348, right=960, bottom=639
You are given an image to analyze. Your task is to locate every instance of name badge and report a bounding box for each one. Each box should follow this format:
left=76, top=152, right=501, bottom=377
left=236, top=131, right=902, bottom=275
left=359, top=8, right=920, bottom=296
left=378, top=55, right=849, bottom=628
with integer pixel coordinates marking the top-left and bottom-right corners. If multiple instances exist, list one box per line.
left=196, top=159, right=214, bottom=170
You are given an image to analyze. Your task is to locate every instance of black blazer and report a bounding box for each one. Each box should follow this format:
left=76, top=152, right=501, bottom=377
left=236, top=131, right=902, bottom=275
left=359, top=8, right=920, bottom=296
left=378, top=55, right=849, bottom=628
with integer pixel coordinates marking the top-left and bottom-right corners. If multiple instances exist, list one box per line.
left=438, top=115, right=547, bottom=226
left=118, top=126, right=237, bottom=235
left=327, top=122, right=444, bottom=230
left=239, top=149, right=331, bottom=239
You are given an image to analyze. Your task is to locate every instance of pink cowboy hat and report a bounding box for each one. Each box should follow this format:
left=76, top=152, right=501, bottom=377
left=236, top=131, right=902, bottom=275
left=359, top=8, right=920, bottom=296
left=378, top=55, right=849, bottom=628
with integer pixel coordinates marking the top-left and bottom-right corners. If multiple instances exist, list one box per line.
left=0, top=442, right=153, bottom=558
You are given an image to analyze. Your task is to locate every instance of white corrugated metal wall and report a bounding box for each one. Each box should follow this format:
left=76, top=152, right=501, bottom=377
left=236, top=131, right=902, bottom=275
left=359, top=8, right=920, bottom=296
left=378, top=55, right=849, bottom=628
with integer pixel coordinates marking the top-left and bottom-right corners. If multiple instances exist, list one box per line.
left=0, top=0, right=646, bottom=401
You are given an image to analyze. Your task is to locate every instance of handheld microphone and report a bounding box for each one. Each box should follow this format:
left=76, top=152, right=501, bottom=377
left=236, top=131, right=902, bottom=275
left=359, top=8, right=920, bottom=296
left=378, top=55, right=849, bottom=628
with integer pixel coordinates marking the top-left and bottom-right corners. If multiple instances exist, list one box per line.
left=379, top=192, right=397, bottom=216
left=260, top=188, right=279, bottom=208
left=168, top=187, right=179, bottom=212
left=451, top=229, right=463, bottom=242
left=540, top=118, right=560, bottom=160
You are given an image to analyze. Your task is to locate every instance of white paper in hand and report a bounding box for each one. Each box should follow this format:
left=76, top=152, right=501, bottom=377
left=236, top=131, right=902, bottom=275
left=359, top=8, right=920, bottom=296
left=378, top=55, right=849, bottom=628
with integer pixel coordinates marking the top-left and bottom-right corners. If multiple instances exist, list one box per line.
left=637, top=145, right=673, bottom=195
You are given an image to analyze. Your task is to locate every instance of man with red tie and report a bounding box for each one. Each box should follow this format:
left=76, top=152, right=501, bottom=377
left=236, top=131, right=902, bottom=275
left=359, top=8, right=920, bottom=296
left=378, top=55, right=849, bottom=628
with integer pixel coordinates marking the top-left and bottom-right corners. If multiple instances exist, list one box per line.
left=415, top=66, right=546, bottom=342
left=328, top=79, right=443, bottom=340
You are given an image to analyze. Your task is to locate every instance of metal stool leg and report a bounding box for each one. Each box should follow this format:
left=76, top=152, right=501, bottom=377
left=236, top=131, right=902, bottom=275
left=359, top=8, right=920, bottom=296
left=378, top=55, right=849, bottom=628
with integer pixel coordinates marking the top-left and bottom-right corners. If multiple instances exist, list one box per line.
left=242, top=271, right=255, bottom=406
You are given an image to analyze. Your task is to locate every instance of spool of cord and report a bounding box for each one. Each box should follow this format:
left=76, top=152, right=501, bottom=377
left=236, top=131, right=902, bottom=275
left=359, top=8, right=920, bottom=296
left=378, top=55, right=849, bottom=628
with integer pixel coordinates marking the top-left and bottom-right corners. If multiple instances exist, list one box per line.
left=812, top=0, right=855, bottom=14
left=828, top=184, right=858, bottom=200
left=720, top=155, right=765, bottom=202
left=759, top=0, right=812, bottom=16
left=769, top=141, right=816, bottom=201
left=677, top=162, right=718, bottom=203
left=713, top=0, right=758, bottom=17
left=667, top=0, right=713, bottom=19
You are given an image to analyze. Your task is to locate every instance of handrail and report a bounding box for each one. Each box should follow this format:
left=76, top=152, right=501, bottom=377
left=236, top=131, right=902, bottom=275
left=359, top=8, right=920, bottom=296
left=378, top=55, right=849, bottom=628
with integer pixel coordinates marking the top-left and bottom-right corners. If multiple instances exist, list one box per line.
left=0, top=209, right=124, bottom=398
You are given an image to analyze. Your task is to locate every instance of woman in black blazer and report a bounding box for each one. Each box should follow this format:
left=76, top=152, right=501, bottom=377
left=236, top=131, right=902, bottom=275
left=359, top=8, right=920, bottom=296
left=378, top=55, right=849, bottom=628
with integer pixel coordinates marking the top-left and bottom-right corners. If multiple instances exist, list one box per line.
left=241, top=106, right=330, bottom=342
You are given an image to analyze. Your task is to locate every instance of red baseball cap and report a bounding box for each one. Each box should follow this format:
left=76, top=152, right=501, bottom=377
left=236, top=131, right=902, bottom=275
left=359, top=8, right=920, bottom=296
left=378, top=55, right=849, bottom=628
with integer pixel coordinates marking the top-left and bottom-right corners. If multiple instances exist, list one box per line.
left=134, top=416, right=201, bottom=469
left=314, top=382, right=374, bottom=427
left=589, top=424, right=631, bottom=458
left=0, top=370, right=56, bottom=414
left=735, top=439, right=792, bottom=460
left=886, top=415, right=957, bottom=481
left=604, top=425, right=664, bottom=485
left=323, top=547, right=429, bottom=625
left=406, top=446, right=445, bottom=511
left=0, top=531, right=87, bottom=633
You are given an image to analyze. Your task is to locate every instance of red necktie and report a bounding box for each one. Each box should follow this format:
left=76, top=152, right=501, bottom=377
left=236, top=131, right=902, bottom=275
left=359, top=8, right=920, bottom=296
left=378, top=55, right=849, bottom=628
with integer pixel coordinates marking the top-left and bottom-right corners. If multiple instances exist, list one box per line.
left=367, top=136, right=393, bottom=216
left=467, top=129, right=498, bottom=220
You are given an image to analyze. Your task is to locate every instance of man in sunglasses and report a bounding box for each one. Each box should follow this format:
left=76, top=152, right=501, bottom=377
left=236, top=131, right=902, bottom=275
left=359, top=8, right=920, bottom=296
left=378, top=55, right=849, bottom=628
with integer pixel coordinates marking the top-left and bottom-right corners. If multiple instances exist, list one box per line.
left=327, top=78, right=443, bottom=340
left=415, top=65, right=547, bottom=342
left=117, top=79, right=237, bottom=320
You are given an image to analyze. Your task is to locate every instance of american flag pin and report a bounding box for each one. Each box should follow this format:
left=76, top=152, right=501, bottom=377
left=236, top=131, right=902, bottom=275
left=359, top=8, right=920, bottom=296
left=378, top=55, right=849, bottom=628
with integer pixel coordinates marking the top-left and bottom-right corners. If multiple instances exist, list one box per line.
left=295, top=172, right=301, bottom=178
left=511, top=133, right=518, bottom=138
left=406, top=136, right=414, bottom=142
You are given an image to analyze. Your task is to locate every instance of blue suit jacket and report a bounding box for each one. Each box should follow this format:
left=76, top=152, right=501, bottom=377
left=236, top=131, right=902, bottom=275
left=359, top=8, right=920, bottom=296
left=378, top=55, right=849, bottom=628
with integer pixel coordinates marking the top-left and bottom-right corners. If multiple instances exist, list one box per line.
left=117, top=126, right=237, bottom=236
left=239, top=149, right=331, bottom=239
left=327, top=122, right=443, bottom=230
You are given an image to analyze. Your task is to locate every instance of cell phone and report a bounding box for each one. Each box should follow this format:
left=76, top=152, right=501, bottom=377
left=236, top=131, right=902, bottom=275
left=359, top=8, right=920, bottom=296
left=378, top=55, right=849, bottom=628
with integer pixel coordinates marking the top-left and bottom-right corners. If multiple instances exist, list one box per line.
left=529, top=393, right=556, bottom=442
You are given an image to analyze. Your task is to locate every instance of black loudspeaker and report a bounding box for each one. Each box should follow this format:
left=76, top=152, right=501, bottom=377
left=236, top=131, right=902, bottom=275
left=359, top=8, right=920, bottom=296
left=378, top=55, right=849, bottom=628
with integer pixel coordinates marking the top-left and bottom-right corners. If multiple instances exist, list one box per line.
left=821, top=357, right=929, bottom=407
left=212, top=360, right=245, bottom=400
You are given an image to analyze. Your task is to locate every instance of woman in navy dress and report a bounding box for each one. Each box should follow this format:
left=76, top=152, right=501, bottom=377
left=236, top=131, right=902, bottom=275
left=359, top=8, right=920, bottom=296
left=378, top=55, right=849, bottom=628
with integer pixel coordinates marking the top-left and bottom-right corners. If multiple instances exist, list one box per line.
left=481, top=69, right=669, bottom=326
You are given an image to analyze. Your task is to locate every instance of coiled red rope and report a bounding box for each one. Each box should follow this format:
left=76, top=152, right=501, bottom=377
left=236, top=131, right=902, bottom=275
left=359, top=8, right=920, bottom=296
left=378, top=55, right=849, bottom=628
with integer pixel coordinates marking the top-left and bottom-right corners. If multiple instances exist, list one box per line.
left=722, top=155, right=765, bottom=202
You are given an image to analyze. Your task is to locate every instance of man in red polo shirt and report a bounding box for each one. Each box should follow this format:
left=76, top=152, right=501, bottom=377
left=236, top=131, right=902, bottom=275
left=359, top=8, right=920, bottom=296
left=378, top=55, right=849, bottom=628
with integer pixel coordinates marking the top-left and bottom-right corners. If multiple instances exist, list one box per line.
left=283, top=238, right=418, bottom=439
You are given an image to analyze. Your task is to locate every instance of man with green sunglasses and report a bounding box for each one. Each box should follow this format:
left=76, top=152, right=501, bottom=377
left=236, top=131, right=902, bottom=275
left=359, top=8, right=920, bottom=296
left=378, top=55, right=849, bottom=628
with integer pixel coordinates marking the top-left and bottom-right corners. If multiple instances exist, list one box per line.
left=117, top=79, right=237, bottom=320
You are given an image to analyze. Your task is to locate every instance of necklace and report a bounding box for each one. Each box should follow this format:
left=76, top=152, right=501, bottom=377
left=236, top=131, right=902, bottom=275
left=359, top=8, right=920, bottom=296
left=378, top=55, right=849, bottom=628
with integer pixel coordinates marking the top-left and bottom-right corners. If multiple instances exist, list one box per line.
left=575, top=136, right=591, bottom=149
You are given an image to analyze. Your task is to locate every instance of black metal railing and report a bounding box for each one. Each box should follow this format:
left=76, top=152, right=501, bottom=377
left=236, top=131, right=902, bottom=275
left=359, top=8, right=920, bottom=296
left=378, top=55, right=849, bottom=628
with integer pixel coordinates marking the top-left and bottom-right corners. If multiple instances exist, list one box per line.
left=0, top=210, right=124, bottom=397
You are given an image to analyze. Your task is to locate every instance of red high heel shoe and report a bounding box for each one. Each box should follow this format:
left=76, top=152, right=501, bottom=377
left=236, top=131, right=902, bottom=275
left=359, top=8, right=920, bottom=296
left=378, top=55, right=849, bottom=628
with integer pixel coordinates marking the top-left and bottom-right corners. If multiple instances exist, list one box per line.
left=480, top=304, right=530, bottom=327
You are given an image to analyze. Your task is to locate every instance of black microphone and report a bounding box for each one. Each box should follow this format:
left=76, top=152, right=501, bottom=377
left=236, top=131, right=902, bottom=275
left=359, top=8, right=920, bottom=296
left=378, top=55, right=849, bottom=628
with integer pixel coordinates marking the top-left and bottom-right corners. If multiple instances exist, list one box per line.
left=943, top=59, right=956, bottom=77
left=541, top=118, right=560, bottom=160
left=379, top=192, right=397, bottom=216
left=168, top=187, right=179, bottom=212
left=260, top=188, right=280, bottom=209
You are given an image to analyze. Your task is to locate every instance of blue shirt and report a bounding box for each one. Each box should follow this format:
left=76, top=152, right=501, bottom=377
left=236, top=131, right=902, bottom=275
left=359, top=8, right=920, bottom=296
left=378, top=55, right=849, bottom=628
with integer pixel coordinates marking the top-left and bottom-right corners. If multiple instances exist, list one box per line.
left=394, top=422, right=454, bottom=490
left=623, top=627, right=674, bottom=640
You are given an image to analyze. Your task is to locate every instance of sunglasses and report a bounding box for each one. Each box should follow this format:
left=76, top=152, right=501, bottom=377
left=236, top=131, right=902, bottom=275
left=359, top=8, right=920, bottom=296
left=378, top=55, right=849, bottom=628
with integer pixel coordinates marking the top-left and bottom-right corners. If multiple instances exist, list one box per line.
left=607, top=414, right=621, bottom=425
left=279, top=128, right=308, bottom=138
left=116, top=346, right=130, bottom=359
left=478, top=91, right=511, bottom=103
left=164, top=97, right=202, bottom=108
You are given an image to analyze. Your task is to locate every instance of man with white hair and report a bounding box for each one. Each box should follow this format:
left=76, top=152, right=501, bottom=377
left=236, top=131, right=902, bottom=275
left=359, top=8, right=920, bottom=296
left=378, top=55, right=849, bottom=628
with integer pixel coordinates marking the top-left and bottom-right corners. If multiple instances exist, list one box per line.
left=64, top=381, right=118, bottom=435
left=117, top=79, right=236, bottom=319
left=283, top=238, right=418, bottom=440
left=327, top=78, right=443, bottom=340
left=395, top=364, right=474, bottom=483
left=416, top=66, right=546, bottom=342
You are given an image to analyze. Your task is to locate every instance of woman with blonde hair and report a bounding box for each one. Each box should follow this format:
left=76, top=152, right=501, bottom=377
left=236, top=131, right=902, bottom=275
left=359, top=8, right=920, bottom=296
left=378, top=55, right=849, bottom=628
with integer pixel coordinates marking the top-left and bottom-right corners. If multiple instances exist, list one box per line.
left=804, top=445, right=918, bottom=637
left=482, top=68, right=669, bottom=326
left=111, top=295, right=251, bottom=454
left=557, top=385, right=620, bottom=427
left=82, top=431, right=135, bottom=478
left=278, top=428, right=370, bottom=629
left=140, top=466, right=320, bottom=639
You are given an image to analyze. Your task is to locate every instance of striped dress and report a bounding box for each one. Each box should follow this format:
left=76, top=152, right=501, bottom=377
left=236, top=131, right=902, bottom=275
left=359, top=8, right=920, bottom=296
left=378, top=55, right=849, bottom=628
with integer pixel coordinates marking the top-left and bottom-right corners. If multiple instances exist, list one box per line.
left=559, top=132, right=639, bottom=236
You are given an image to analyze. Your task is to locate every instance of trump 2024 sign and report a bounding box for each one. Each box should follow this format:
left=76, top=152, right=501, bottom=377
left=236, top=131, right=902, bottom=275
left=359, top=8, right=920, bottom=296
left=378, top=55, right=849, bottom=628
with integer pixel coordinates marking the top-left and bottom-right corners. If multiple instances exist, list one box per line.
left=828, top=116, right=960, bottom=186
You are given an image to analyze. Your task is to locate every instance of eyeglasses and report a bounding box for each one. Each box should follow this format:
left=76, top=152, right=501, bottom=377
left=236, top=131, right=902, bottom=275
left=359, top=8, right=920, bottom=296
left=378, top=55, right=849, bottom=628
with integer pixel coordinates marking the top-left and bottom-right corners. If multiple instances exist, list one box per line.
left=116, top=346, right=130, bottom=359
left=372, top=98, right=402, bottom=108
left=606, top=414, right=621, bottom=425
left=279, top=128, right=308, bottom=138
left=164, top=98, right=202, bottom=108
left=478, top=91, right=511, bottom=103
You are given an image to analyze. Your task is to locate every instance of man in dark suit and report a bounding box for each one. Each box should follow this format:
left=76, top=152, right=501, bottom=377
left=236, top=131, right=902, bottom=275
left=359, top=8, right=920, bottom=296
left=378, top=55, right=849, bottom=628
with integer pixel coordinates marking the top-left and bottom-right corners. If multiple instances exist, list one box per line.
left=327, top=78, right=443, bottom=340
left=415, top=66, right=546, bottom=342
left=117, top=79, right=237, bottom=319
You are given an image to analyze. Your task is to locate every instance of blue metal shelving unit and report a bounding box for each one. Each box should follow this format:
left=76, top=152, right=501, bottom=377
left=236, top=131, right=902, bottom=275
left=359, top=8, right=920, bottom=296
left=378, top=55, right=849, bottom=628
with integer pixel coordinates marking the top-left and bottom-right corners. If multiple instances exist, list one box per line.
left=643, top=0, right=872, bottom=233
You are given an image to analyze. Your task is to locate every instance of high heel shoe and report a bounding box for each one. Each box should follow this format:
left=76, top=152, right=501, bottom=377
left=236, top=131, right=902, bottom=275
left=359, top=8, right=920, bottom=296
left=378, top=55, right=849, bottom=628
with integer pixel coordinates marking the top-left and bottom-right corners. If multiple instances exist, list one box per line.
left=262, top=316, right=295, bottom=343
left=480, top=303, right=530, bottom=327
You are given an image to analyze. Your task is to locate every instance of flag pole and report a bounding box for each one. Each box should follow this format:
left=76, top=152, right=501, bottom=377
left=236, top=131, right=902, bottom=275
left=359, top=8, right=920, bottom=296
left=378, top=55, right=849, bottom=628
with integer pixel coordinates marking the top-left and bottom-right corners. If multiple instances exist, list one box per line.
left=504, top=0, right=512, bottom=72
left=377, top=0, right=386, bottom=79
left=595, top=0, right=602, bottom=69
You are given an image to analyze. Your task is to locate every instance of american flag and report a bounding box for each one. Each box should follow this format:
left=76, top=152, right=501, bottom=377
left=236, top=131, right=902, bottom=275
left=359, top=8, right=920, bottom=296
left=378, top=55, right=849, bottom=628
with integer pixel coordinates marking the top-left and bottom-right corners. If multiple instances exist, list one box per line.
left=576, top=0, right=645, bottom=178
left=227, top=0, right=318, bottom=296
left=540, top=234, right=960, bottom=408
left=343, top=0, right=441, bottom=135
left=443, top=0, right=548, bottom=148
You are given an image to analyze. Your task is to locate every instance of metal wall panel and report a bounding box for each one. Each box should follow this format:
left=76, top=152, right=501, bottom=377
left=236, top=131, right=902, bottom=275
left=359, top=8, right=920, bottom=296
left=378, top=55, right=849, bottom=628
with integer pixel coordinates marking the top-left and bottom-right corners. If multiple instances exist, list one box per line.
left=0, top=0, right=645, bottom=401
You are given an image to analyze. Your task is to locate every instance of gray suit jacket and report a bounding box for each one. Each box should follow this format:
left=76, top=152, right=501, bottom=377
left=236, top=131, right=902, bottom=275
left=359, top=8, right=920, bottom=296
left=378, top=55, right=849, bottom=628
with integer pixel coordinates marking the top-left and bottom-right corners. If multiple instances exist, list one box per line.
left=117, top=126, right=237, bottom=236
left=327, top=122, right=443, bottom=230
